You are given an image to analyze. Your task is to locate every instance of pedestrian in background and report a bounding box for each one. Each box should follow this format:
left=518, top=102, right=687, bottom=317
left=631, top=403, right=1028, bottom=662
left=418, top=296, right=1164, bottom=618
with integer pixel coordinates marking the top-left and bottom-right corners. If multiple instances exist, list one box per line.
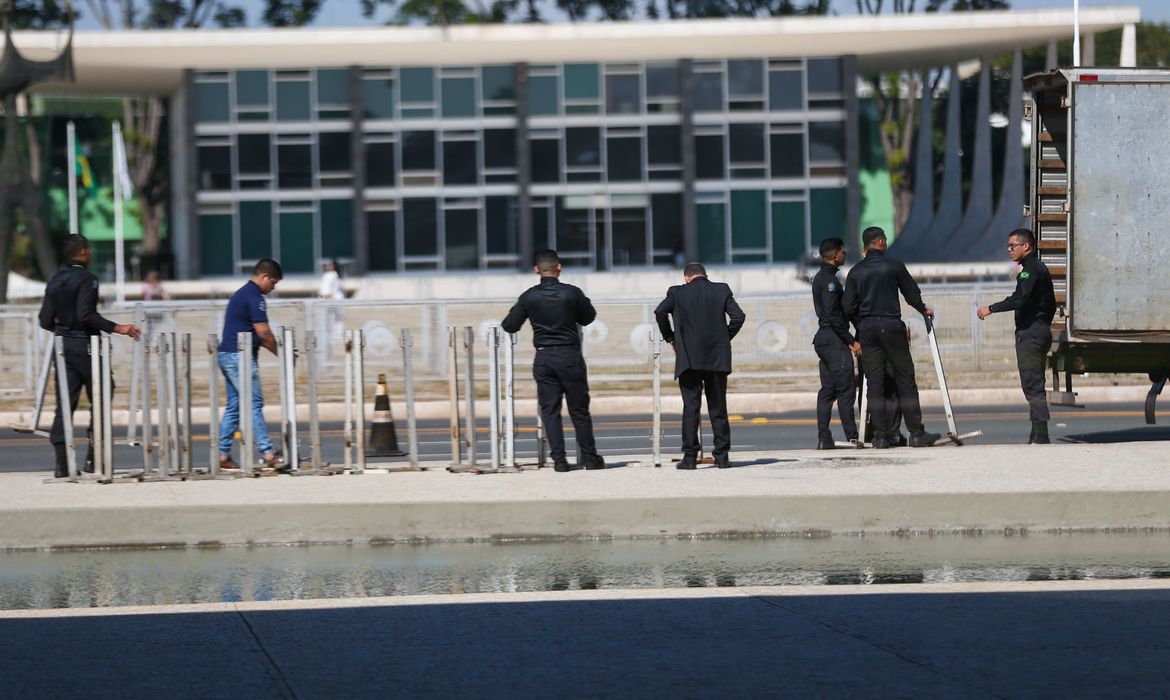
left=978, top=227, right=1056, bottom=443
left=39, top=234, right=141, bottom=477
left=142, top=270, right=169, bottom=301
left=501, top=249, right=605, bottom=473
left=654, top=262, right=746, bottom=469
left=217, top=259, right=286, bottom=472
left=810, top=237, right=860, bottom=449
left=318, top=259, right=345, bottom=300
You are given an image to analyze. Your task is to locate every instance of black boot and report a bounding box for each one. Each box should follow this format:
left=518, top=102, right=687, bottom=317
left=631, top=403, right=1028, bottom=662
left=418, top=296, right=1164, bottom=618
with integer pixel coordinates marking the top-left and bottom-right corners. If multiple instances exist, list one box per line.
left=909, top=429, right=942, bottom=448
left=53, top=443, right=70, bottom=478
left=1030, top=421, right=1051, bottom=444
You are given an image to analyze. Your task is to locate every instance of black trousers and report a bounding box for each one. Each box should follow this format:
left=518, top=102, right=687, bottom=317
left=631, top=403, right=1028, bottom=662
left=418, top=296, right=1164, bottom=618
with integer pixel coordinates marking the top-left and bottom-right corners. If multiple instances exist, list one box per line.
left=814, top=330, right=857, bottom=440
left=533, top=346, right=598, bottom=462
left=857, top=317, right=924, bottom=436
left=49, top=337, right=93, bottom=448
left=1016, top=323, right=1051, bottom=422
left=679, top=369, right=730, bottom=458
left=861, top=363, right=904, bottom=442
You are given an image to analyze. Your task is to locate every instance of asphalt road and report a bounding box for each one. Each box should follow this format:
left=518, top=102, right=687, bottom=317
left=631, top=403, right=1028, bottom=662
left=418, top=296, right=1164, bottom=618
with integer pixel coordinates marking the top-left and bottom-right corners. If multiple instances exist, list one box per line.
left=3, top=401, right=1168, bottom=474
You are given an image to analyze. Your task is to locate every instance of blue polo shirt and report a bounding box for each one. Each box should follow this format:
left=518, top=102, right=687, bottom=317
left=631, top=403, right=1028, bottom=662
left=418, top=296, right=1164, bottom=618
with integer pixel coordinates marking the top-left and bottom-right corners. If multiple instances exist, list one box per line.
left=218, top=280, right=269, bottom=355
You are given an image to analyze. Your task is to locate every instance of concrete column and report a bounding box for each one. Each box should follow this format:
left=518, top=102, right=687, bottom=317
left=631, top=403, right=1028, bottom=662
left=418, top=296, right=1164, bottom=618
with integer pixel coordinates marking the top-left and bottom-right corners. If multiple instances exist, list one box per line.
left=843, top=54, right=860, bottom=251
left=515, top=63, right=532, bottom=270
left=678, top=58, right=697, bottom=264
left=177, top=69, right=198, bottom=279
left=937, top=58, right=993, bottom=260
left=888, top=68, right=935, bottom=256
left=1121, top=24, right=1137, bottom=67
left=1083, top=33, right=1096, bottom=67
left=916, top=65, right=963, bottom=262
left=1046, top=40, right=1058, bottom=70
left=349, top=66, right=368, bottom=275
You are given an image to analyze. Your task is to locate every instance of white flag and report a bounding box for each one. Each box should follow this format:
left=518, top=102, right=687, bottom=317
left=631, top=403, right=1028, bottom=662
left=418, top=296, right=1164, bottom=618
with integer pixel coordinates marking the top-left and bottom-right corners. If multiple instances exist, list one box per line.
left=112, top=122, right=134, bottom=201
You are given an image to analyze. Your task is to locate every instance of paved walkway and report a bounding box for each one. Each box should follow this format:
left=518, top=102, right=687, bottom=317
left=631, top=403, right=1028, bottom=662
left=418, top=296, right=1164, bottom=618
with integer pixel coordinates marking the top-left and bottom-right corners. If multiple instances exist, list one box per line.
left=1, top=441, right=1168, bottom=549
left=3, top=579, right=1168, bottom=698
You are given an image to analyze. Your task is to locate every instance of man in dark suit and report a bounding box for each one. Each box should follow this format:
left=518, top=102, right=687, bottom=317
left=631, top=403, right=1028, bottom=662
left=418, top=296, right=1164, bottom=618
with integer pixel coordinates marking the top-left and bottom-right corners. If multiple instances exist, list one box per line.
left=654, top=263, right=746, bottom=470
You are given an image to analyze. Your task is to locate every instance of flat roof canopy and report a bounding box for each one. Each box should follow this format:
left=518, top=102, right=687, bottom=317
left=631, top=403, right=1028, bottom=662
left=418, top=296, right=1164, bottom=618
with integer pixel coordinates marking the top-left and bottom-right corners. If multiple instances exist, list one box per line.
left=3, top=6, right=1141, bottom=95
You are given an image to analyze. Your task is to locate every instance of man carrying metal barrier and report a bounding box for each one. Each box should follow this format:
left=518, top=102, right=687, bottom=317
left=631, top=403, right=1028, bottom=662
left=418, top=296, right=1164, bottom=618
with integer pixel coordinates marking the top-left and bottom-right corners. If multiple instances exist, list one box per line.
left=654, top=262, right=745, bottom=470
left=501, top=249, right=605, bottom=473
left=39, top=234, right=141, bottom=478
left=217, top=259, right=287, bottom=472
left=810, top=237, right=860, bottom=449
left=977, top=227, right=1056, bottom=444
left=843, top=226, right=941, bottom=449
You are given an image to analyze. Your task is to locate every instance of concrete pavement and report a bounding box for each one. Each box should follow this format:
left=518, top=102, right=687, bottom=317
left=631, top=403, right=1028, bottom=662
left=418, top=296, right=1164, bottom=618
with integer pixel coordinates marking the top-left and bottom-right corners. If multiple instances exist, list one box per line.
left=1, top=441, right=1168, bottom=549
left=3, top=579, right=1169, bottom=698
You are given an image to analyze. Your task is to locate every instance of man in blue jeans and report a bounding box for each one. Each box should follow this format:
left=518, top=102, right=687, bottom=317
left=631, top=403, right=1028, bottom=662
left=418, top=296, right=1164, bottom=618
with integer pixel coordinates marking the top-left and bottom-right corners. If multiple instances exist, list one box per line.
left=217, top=258, right=284, bottom=471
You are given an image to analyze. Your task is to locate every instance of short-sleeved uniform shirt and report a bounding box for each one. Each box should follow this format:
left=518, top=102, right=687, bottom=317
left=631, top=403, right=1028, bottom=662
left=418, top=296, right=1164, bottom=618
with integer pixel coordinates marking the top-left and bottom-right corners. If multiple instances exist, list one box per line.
left=218, top=280, right=269, bottom=355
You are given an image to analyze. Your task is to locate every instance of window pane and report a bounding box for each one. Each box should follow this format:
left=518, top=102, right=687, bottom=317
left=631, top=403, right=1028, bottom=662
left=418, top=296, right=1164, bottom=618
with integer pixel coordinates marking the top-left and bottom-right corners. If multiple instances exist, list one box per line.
left=199, top=214, right=234, bottom=275
left=403, top=198, right=437, bottom=256
left=606, top=137, right=642, bottom=182
left=691, top=73, right=723, bottom=112
left=529, top=75, right=558, bottom=116
left=237, top=134, right=270, bottom=175
left=697, top=202, right=726, bottom=263
left=400, top=67, right=434, bottom=103
left=239, top=201, right=272, bottom=259
left=320, top=199, right=353, bottom=258
left=444, top=208, right=479, bottom=270
left=278, top=211, right=314, bottom=273
left=611, top=206, right=647, bottom=266
left=530, top=139, right=559, bottom=183
left=771, top=200, right=806, bottom=262
left=197, top=146, right=231, bottom=190
left=441, top=77, right=476, bottom=118
left=556, top=197, right=592, bottom=254
left=196, top=83, right=230, bottom=123
left=807, top=58, right=842, bottom=94
left=276, top=81, right=310, bottom=121
left=605, top=74, right=641, bottom=114
left=277, top=145, right=312, bottom=188
left=401, top=131, right=436, bottom=171
left=236, top=71, right=269, bottom=108
left=532, top=204, right=551, bottom=250
left=770, top=132, right=805, bottom=178
left=564, top=63, right=599, bottom=100
left=442, top=140, right=477, bottom=185
left=319, top=132, right=351, bottom=172
left=367, top=210, right=397, bottom=271
left=486, top=196, right=517, bottom=255
left=651, top=193, right=682, bottom=255
left=362, top=78, right=394, bottom=119
left=810, top=188, right=846, bottom=243
left=729, top=123, right=765, bottom=164
left=647, top=126, right=680, bottom=165
left=768, top=71, right=802, bottom=111
left=566, top=127, right=601, bottom=167
left=481, top=65, right=514, bottom=102
left=695, top=135, right=724, bottom=180
left=365, top=142, right=396, bottom=187
left=809, top=122, right=844, bottom=162
left=731, top=190, right=766, bottom=249
left=317, top=69, right=349, bottom=105
left=646, top=63, right=678, bottom=98
left=727, top=60, right=763, bottom=97
left=483, top=129, right=515, bottom=168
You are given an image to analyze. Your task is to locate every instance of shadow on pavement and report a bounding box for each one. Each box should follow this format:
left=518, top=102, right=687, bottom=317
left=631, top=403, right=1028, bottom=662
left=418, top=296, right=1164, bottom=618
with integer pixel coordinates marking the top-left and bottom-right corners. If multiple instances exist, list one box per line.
left=1061, top=425, right=1170, bottom=444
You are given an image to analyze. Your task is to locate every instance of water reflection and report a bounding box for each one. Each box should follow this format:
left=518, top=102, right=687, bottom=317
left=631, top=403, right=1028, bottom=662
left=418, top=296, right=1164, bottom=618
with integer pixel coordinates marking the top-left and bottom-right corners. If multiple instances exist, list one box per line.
left=1, top=533, right=1168, bottom=610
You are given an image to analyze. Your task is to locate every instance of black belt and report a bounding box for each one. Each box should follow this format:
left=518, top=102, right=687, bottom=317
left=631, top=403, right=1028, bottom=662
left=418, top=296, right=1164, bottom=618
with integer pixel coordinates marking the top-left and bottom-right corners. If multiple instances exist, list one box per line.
left=536, top=344, right=579, bottom=350
left=53, top=330, right=90, bottom=340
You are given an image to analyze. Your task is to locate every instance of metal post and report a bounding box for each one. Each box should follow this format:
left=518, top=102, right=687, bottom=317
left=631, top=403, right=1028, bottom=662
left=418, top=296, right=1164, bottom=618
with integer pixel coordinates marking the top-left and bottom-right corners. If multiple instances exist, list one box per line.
left=447, top=326, right=461, bottom=465
left=487, top=327, right=501, bottom=472
left=126, top=303, right=144, bottom=445
left=54, top=336, right=77, bottom=478
left=401, top=329, right=419, bottom=469
left=343, top=330, right=354, bottom=474
left=307, top=331, right=322, bottom=471
left=166, top=332, right=182, bottom=475
left=463, top=326, right=477, bottom=469
left=652, top=328, right=662, bottom=468
left=155, top=334, right=170, bottom=478
left=141, top=334, right=154, bottom=474
left=237, top=332, right=253, bottom=476
left=25, top=336, right=53, bottom=437
left=536, top=413, right=546, bottom=470
left=353, top=329, right=367, bottom=473
left=90, top=335, right=103, bottom=478
left=180, top=334, right=192, bottom=475
left=101, top=334, right=114, bottom=480
left=276, top=326, right=289, bottom=462
left=208, top=334, right=220, bottom=476
left=504, top=332, right=516, bottom=468
left=283, top=328, right=299, bottom=471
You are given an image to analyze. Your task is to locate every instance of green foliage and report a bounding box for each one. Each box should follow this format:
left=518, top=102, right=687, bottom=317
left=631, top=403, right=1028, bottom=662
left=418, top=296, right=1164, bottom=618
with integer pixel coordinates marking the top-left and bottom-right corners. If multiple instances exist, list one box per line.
left=8, top=0, right=73, bottom=29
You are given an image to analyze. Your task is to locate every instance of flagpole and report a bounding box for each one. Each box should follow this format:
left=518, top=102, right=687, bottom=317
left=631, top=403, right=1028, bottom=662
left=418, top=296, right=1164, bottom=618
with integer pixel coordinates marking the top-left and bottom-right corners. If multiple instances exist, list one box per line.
left=1073, top=0, right=1081, bottom=67
left=112, top=122, right=126, bottom=304
left=67, top=121, right=78, bottom=236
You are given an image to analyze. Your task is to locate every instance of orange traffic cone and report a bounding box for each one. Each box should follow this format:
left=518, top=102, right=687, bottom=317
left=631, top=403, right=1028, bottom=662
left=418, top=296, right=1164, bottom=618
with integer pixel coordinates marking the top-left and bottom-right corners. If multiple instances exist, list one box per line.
left=369, top=373, right=405, bottom=457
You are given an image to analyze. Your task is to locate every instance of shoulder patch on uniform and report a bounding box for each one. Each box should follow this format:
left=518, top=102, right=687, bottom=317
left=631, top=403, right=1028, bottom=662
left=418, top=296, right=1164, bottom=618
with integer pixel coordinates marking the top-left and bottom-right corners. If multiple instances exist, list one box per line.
left=827, top=283, right=837, bottom=292
left=92, top=281, right=99, bottom=289
left=259, top=299, right=267, bottom=312
left=1018, top=271, right=1031, bottom=280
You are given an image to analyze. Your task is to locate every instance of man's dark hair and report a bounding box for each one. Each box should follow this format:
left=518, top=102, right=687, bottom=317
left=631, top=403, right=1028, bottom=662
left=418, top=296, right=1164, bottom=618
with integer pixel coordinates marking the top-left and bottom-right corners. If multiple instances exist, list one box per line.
left=534, top=249, right=560, bottom=273
left=818, top=237, right=844, bottom=259
left=683, top=262, right=706, bottom=278
left=1009, top=227, right=1036, bottom=249
left=62, top=234, right=89, bottom=260
left=861, top=226, right=887, bottom=248
left=253, top=258, right=283, bottom=280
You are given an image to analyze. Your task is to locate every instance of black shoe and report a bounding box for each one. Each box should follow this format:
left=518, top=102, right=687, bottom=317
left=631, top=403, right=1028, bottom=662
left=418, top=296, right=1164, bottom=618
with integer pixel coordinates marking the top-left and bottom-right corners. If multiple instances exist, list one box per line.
left=714, top=455, right=731, bottom=469
left=891, top=433, right=908, bottom=448
left=909, top=430, right=942, bottom=448
left=583, top=455, right=606, bottom=470
left=553, top=458, right=574, bottom=473
left=1030, top=421, right=1051, bottom=444
left=816, top=438, right=835, bottom=450
left=871, top=436, right=891, bottom=449
left=676, top=454, right=697, bottom=470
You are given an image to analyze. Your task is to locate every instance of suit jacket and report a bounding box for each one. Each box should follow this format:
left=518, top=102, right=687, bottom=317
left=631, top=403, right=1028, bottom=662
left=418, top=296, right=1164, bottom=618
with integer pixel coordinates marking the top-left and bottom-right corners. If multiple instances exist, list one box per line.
left=654, top=276, right=746, bottom=379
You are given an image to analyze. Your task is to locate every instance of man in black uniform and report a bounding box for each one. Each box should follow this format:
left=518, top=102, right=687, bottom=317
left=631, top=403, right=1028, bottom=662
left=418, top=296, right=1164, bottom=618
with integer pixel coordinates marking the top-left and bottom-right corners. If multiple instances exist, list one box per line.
left=39, top=235, right=141, bottom=477
left=978, top=227, right=1056, bottom=443
left=655, top=263, right=746, bottom=469
left=811, top=238, right=860, bottom=449
left=843, top=227, right=941, bottom=449
left=501, top=250, right=604, bottom=472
